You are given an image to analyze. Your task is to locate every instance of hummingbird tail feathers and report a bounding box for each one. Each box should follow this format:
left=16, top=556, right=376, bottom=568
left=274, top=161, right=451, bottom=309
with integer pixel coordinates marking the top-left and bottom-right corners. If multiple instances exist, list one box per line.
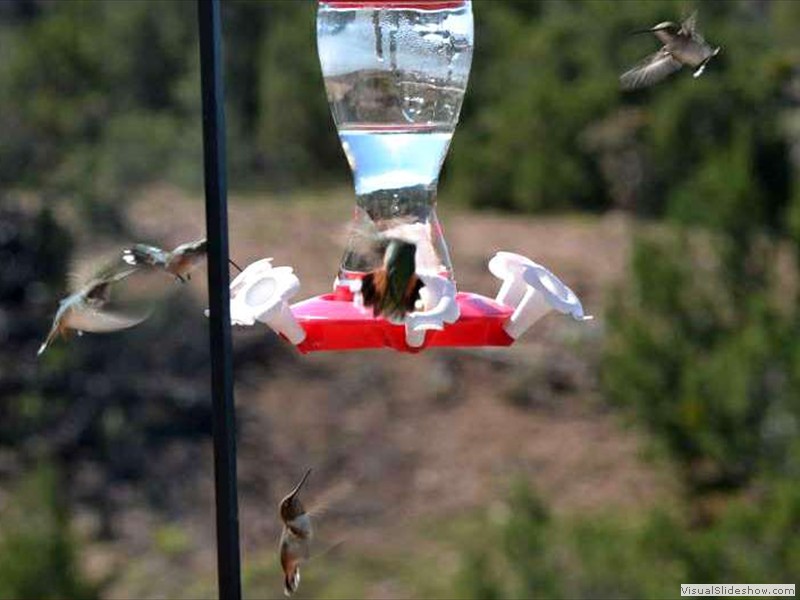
left=283, top=567, right=300, bottom=597
left=37, top=323, right=62, bottom=357
left=361, top=270, right=387, bottom=318
left=693, top=49, right=720, bottom=78
left=361, top=269, right=424, bottom=321
left=37, top=333, right=54, bottom=357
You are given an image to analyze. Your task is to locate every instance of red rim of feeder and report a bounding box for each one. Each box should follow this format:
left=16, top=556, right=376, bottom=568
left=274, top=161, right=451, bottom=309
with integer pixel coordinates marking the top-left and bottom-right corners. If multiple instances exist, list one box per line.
left=322, top=1, right=468, bottom=9
left=289, top=292, right=514, bottom=354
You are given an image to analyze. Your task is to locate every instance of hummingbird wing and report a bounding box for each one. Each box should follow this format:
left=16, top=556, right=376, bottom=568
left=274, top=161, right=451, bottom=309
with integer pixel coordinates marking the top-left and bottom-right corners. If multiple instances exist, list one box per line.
left=620, top=49, right=683, bottom=90
left=680, top=11, right=703, bottom=39
left=680, top=11, right=710, bottom=46
left=64, top=306, right=150, bottom=333
left=69, top=249, right=141, bottom=295
left=305, top=480, right=355, bottom=520
left=680, top=11, right=698, bottom=35
left=84, top=281, right=112, bottom=306
left=170, top=238, right=208, bottom=257
left=305, top=539, right=345, bottom=565
left=82, top=266, right=142, bottom=303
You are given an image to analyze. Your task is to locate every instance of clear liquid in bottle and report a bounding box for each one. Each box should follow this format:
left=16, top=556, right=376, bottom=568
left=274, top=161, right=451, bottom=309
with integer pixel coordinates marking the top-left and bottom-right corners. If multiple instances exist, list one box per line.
left=317, top=1, right=473, bottom=281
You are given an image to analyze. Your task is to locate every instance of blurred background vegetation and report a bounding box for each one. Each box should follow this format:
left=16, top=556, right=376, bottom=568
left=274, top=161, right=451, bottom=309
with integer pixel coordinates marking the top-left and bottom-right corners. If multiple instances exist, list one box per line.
left=0, top=0, right=798, bottom=598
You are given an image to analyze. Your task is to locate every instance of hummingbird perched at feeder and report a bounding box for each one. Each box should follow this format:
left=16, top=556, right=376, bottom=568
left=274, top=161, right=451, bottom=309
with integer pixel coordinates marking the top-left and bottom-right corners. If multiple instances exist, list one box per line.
left=620, top=11, right=721, bottom=90
left=279, top=469, right=313, bottom=597
left=122, top=238, right=208, bottom=283
left=38, top=258, right=148, bottom=356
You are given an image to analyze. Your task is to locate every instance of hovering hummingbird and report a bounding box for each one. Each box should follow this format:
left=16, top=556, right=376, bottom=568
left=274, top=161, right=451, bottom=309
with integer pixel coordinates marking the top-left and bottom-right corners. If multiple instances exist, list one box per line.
left=38, top=261, right=147, bottom=356
left=122, top=238, right=208, bottom=283
left=361, top=237, right=424, bottom=323
left=620, top=12, right=721, bottom=90
left=279, top=469, right=313, bottom=597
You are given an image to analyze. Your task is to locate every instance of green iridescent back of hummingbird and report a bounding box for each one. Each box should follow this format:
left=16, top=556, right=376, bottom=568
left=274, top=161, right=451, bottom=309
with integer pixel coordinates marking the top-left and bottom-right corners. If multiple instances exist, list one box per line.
left=361, top=238, right=423, bottom=322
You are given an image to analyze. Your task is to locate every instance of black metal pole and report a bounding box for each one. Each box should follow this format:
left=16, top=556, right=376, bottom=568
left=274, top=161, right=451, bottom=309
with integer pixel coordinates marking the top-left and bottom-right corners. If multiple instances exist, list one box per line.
left=197, top=1, right=242, bottom=599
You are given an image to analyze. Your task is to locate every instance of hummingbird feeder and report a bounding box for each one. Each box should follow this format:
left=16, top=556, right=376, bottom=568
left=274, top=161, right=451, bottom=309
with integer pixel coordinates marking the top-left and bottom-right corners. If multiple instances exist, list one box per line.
left=230, top=0, right=591, bottom=353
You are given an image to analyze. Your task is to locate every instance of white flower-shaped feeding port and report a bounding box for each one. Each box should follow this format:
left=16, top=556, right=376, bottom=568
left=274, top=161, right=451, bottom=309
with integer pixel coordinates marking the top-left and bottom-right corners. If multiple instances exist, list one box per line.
left=404, top=272, right=460, bottom=348
left=489, top=251, right=592, bottom=339
left=227, top=258, right=306, bottom=344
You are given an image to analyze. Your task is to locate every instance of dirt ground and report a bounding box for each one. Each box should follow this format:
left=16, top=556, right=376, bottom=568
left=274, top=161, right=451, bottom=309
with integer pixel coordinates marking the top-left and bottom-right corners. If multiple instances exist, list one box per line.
left=81, top=185, right=675, bottom=598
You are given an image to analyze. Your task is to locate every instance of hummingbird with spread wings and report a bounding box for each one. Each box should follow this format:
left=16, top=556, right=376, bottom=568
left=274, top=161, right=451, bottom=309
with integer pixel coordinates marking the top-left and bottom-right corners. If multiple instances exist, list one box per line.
left=122, top=238, right=208, bottom=283
left=621, top=12, right=721, bottom=90
left=38, top=257, right=148, bottom=356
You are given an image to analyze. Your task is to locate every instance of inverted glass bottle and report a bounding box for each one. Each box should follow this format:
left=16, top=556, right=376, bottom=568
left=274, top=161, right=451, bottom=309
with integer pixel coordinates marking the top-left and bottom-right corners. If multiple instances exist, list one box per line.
left=317, top=0, right=473, bottom=282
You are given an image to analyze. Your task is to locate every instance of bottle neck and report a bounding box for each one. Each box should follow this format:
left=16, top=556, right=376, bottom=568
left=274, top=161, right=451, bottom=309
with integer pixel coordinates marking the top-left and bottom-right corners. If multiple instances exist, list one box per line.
left=356, top=184, right=437, bottom=223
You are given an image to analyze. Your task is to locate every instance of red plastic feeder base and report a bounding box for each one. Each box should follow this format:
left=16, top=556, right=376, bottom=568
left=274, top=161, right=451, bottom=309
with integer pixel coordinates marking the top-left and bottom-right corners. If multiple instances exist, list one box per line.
left=290, top=292, right=514, bottom=353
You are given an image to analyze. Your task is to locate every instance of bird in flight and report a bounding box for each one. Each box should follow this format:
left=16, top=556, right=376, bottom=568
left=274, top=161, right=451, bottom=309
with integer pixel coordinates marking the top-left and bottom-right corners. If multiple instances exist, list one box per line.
left=621, top=12, right=721, bottom=90
left=123, top=238, right=208, bottom=283
left=38, top=257, right=147, bottom=356
left=279, top=469, right=314, bottom=597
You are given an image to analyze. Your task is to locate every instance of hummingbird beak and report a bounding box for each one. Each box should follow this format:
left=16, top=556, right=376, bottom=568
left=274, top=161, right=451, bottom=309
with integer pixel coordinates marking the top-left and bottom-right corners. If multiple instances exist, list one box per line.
left=632, top=23, right=669, bottom=35
left=287, top=469, right=312, bottom=500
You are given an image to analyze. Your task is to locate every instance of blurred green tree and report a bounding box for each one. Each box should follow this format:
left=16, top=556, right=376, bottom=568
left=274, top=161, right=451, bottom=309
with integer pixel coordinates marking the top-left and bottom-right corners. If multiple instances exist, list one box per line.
left=451, top=481, right=800, bottom=599
left=1, top=0, right=796, bottom=216
left=0, top=465, right=97, bottom=600
left=447, top=0, right=798, bottom=218
left=255, top=1, right=344, bottom=188
left=603, top=230, right=799, bottom=495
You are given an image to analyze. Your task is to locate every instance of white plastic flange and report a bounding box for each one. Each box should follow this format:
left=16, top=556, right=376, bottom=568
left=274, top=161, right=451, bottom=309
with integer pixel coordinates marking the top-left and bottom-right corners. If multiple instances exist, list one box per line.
left=227, top=258, right=306, bottom=344
left=489, top=254, right=529, bottom=307
left=404, top=272, right=460, bottom=348
left=489, top=251, right=591, bottom=339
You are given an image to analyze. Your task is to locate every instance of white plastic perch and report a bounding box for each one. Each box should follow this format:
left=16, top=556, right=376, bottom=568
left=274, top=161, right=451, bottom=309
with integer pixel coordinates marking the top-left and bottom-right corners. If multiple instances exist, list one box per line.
left=227, top=258, right=306, bottom=344
left=404, top=272, right=460, bottom=348
left=489, top=251, right=592, bottom=339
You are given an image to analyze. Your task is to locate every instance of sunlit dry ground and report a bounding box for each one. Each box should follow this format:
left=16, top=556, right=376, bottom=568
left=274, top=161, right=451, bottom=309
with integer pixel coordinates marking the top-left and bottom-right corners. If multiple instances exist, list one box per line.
left=73, top=184, right=677, bottom=599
